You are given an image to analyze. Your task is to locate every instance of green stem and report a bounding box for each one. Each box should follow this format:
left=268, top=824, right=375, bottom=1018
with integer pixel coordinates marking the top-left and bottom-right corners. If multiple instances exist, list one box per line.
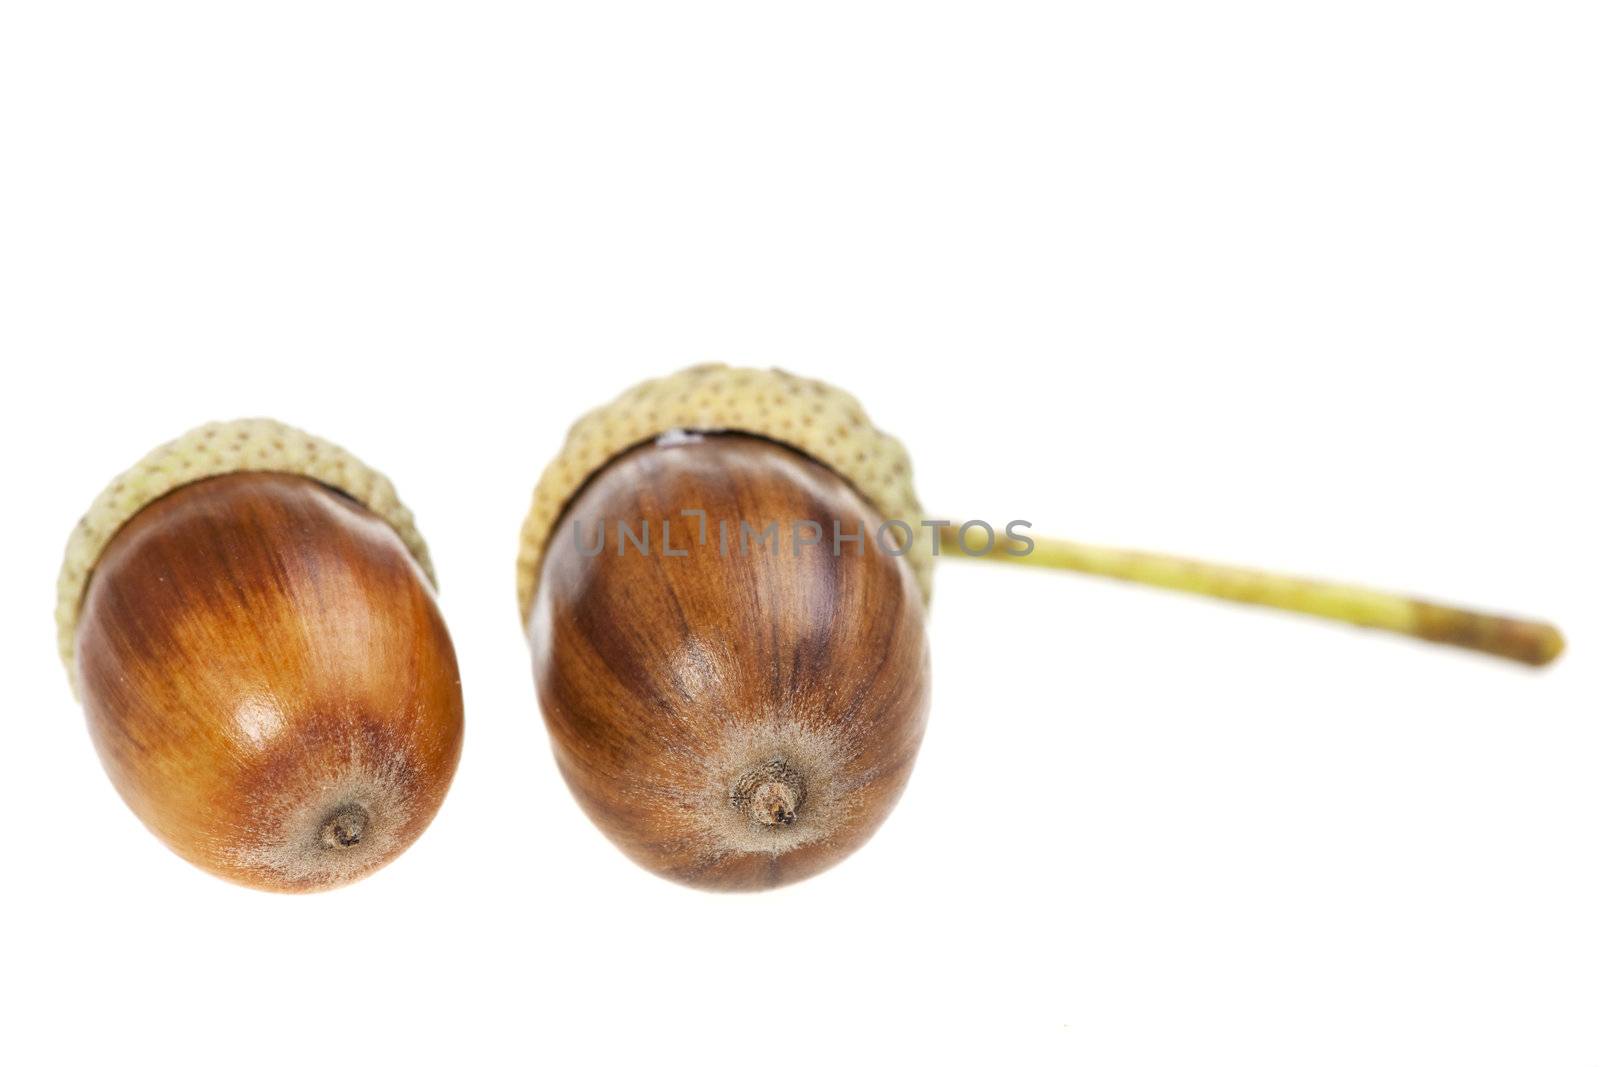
left=936, top=523, right=1565, bottom=667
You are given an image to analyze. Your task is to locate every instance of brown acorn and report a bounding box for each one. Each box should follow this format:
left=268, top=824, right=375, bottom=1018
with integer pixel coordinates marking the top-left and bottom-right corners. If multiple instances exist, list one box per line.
left=58, top=421, right=463, bottom=891
left=518, top=365, right=1564, bottom=892
left=530, top=433, right=929, bottom=890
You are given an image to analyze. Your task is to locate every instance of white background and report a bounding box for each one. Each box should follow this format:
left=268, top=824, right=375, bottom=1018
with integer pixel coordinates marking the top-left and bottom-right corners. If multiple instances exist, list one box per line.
left=1, top=3, right=1596, bottom=1064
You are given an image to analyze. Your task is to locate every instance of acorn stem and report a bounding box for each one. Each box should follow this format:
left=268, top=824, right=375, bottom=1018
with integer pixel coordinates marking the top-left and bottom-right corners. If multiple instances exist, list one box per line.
left=937, top=523, right=1565, bottom=667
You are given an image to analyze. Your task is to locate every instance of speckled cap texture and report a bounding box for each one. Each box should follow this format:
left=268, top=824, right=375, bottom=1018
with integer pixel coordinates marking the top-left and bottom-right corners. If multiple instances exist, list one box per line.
left=516, top=363, right=931, bottom=622
left=56, top=418, right=434, bottom=688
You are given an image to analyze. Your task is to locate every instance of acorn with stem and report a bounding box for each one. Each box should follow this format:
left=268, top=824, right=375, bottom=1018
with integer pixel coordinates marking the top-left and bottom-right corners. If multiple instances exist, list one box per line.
left=58, top=420, right=464, bottom=891
left=517, top=364, right=1564, bottom=892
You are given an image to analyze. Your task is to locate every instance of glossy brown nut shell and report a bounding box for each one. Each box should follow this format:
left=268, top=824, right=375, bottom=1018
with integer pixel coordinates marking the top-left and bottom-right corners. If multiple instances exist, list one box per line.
left=75, top=471, right=464, bottom=891
left=529, top=433, right=930, bottom=890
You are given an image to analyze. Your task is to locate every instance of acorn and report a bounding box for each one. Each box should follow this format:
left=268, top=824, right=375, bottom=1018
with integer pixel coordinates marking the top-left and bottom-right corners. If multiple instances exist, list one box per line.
left=517, top=364, right=1564, bottom=892
left=57, top=420, right=463, bottom=892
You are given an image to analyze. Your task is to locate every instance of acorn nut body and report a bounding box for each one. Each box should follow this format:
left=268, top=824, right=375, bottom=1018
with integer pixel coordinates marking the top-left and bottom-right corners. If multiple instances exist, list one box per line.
left=529, top=433, right=930, bottom=890
left=62, top=424, right=463, bottom=891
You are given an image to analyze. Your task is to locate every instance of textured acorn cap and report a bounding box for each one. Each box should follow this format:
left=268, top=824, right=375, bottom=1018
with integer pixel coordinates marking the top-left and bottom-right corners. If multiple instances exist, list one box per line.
left=57, top=418, right=434, bottom=686
left=517, top=363, right=931, bottom=622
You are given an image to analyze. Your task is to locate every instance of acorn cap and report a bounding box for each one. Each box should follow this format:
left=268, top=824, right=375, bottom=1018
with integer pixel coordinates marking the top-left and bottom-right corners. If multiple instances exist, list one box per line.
left=516, top=363, right=932, bottom=621
left=56, top=418, right=434, bottom=686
